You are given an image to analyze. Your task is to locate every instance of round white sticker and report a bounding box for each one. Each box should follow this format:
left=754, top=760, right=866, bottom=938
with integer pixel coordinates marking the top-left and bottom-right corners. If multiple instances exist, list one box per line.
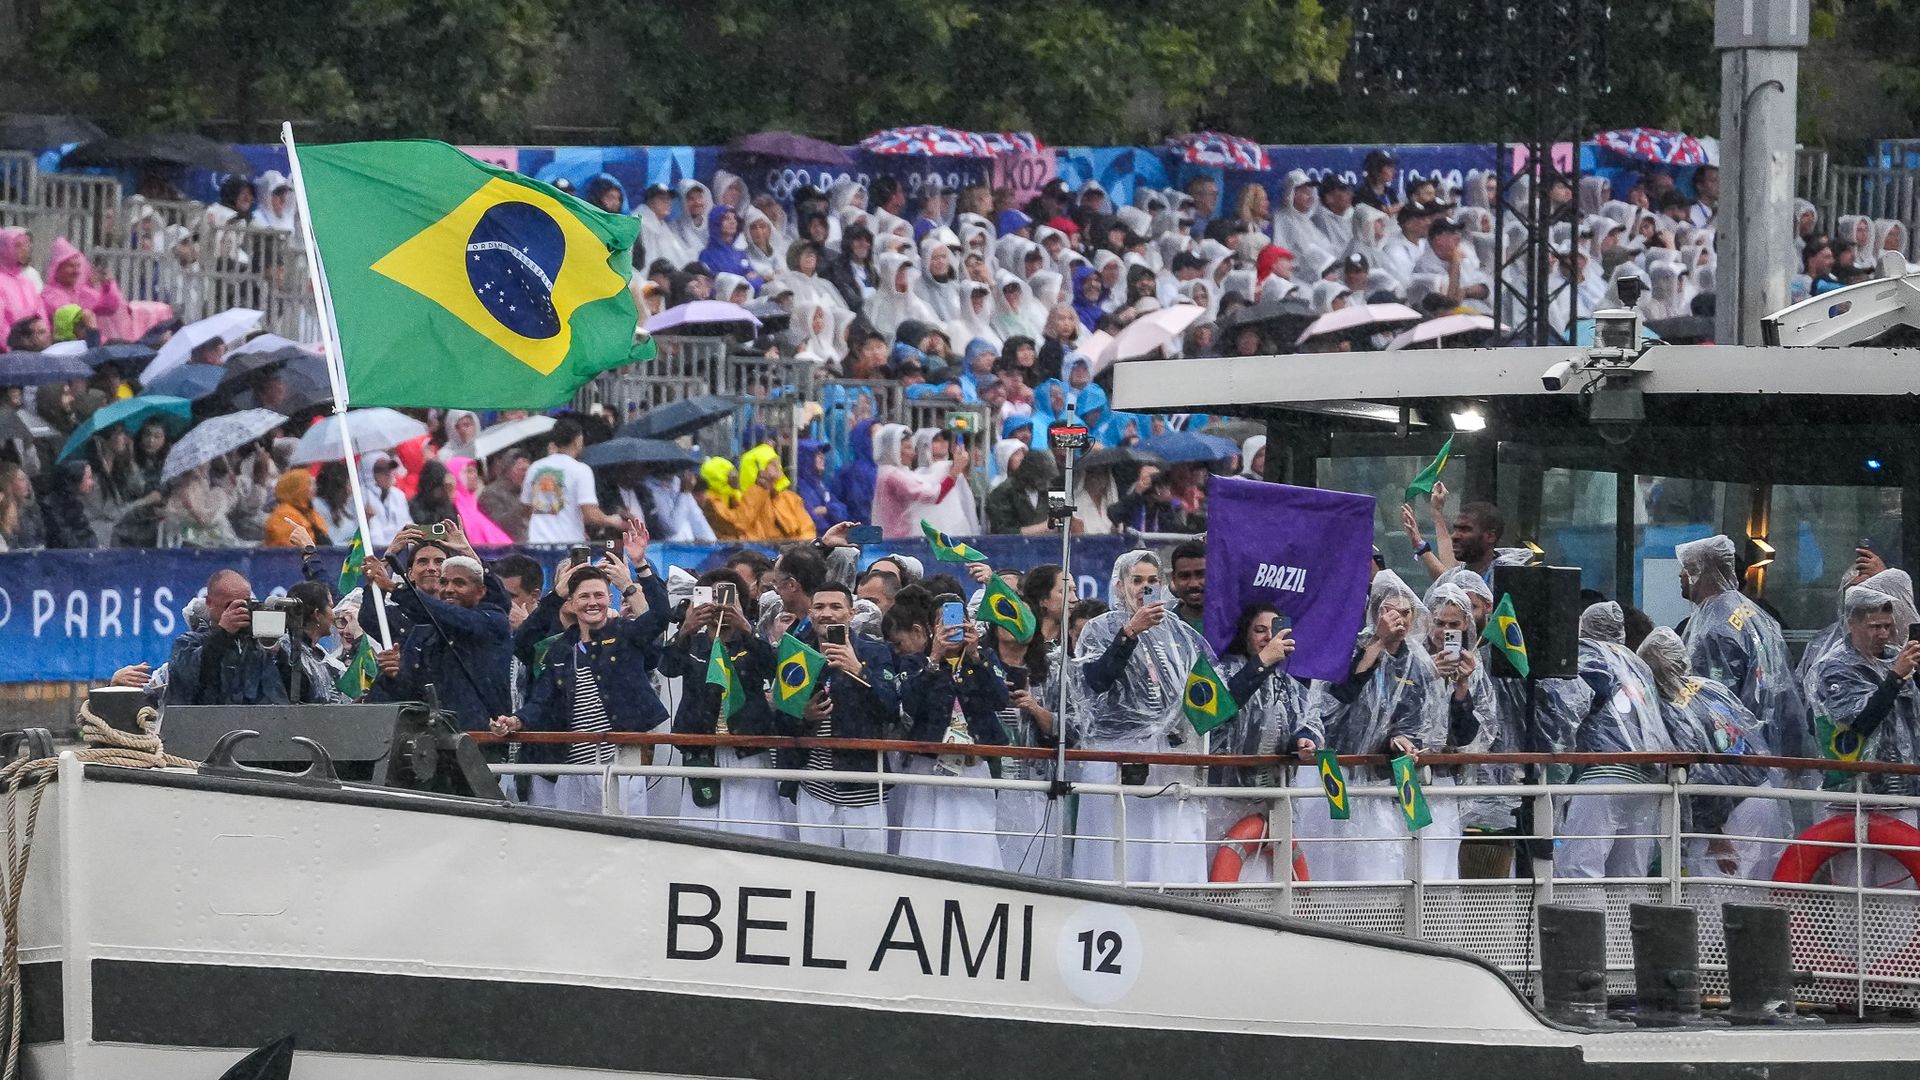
left=1054, top=904, right=1142, bottom=1005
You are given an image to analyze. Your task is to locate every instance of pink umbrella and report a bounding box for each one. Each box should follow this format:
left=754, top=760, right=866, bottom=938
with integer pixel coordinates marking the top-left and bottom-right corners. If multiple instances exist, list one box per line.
left=1295, top=303, right=1423, bottom=346
left=1385, top=314, right=1504, bottom=351
left=1093, top=302, right=1206, bottom=372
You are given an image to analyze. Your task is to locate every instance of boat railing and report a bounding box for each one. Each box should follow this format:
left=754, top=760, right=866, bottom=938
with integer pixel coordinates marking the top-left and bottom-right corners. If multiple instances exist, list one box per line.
left=473, top=733, right=1920, bottom=1016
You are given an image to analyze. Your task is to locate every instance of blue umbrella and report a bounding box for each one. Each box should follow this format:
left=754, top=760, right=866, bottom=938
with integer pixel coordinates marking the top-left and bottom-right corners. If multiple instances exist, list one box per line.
left=57, top=395, right=193, bottom=463
left=0, top=351, right=93, bottom=386
left=581, top=437, right=704, bottom=470
left=1141, top=430, right=1239, bottom=464
left=141, top=363, right=226, bottom=401
left=71, top=343, right=159, bottom=374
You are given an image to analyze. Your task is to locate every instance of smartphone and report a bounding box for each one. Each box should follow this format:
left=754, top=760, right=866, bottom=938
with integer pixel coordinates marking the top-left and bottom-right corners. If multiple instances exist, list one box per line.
left=1444, top=628, right=1464, bottom=659
left=428, top=521, right=448, bottom=538
left=715, top=582, right=737, bottom=610
left=1143, top=584, right=1169, bottom=607
left=568, top=544, right=591, bottom=566
left=1907, top=623, right=1920, bottom=644
left=849, top=524, right=883, bottom=545
left=692, top=586, right=715, bottom=608
left=941, top=600, right=966, bottom=641
left=1005, top=667, right=1029, bottom=691
left=823, top=623, right=850, bottom=649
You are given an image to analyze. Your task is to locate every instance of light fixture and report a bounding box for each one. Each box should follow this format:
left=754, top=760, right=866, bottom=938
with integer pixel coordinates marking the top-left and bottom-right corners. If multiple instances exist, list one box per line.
left=1746, top=536, right=1776, bottom=570
left=1866, top=458, right=1885, bottom=472
left=1450, top=406, right=1486, bottom=432
left=1523, top=540, right=1546, bottom=565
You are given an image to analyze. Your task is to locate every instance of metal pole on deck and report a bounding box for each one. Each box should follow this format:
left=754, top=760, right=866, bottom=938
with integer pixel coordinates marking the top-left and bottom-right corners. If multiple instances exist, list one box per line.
left=1050, top=407, right=1087, bottom=877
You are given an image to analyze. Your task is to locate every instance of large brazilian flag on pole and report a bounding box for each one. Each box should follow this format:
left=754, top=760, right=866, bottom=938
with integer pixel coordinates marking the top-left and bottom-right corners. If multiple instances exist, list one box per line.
left=295, top=139, right=652, bottom=407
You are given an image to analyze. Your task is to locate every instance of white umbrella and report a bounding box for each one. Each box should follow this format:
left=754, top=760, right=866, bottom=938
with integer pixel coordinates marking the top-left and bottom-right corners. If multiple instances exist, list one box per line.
left=1095, top=302, right=1205, bottom=373
left=141, top=308, right=264, bottom=384
left=160, top=408, right=286, bottom=483
left=229, top=333, right=321, bottom=359
left=287, top=408, right=429, bottom=466
left=1386, top=314, right=1503, bottom=351
left=1295, top=302, right=1423, bottom=345
left=472, top=415, right=557, bottom=461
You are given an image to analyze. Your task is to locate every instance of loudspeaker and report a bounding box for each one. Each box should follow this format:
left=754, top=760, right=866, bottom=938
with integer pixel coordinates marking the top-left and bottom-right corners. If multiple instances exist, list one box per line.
left=163, top=703, right=406, bottom=781
left=1489, top=564, right=1581, bottom=679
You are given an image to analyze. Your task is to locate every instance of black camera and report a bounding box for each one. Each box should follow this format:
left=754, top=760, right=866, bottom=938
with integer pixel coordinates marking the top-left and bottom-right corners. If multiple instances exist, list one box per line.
left=248, top=596, right=305, bottom=641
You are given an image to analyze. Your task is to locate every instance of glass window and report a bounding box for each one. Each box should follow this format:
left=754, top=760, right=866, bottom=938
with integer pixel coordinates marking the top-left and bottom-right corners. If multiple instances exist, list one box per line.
left=1318, top=452, right=1462, bottom=586
left=1634, top=476, right=1731, bottom=627
left=1763, top=483, right=1900, bottom=633
left=1531, top=467, right=1620, bottom=596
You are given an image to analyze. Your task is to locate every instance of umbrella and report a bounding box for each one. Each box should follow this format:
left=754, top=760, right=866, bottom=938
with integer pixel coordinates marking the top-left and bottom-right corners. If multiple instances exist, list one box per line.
left=0, top=351, right=93, bottom=386
left=472, top=415, right=556, bottom=460
left=1592, top=128, right=1709, bottom=166
left=160, top=408, right=286, bottom=483
left=287, top=407, right=428, bottom=466
left=744, top=299, right=791, bottom=333
left=722, top=131, right=856, bottom=167
left=0, top=112, right=106, bottom=150
left=141, top=308, right=263, bottom=384
left=216, top=1034, right=295, bottom=1080
left=617, top=395, right=738, bottom=440
left=1096, top=302, right=1206, bottom=371
left=0, top=408, right=34, bottom=446
left=643, top=301, right=761, bottom=335
left=1077, top=445, right=1167, bottom=472
left=1165, top=131, right=1270, bottom=171
left=140, top=363, right=227, bottom=401
left=1386, top=314, right=1504, bottom=351
left=1645, top=315, right=1715, bottom=344
left=1190, top=418, right=1264, bottom=445
left=1141, top=431, right=1239, bottom=464
left=581, top=437, right=704, bottom=470
left=859, top=125, right=999, bottom=158
left=57, top=395, right=193, bottom=463
left=61, top=132, right=251, bottom=174
left=1296, top=303, right=1423, bottom=346
left=70, top=343, right=158, bottom=374
left=219, top=334, right=322, bottom=387
left=238, top=377, right=333, bottom=416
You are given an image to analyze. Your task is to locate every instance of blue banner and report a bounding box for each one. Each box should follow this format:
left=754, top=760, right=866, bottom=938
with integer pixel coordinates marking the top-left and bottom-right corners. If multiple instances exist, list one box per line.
left=0, top=536, right=1136, bottom=684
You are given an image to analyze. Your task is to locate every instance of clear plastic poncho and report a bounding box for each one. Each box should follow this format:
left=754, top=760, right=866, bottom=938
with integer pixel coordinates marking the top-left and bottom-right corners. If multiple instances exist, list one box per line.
left=1637, top=628, right=1766, bottom=829
left=1804, top=586, right=1920, bottom=796
left=1677, top=535, right=1810, bottom=759
left=1071, top=549, right=1215, bottom=753
left=1303, top=571, right=1446, bottom=778
left=1212, top=653, right=1308, bottom=788
left=1576, top=602, right=1672, bottom=754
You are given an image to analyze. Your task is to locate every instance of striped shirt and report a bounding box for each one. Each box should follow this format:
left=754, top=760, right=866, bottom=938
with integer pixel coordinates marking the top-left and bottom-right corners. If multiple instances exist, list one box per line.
left=802, top=686, right=883, bottom=807
left=565, top=650, right=614, bottom=766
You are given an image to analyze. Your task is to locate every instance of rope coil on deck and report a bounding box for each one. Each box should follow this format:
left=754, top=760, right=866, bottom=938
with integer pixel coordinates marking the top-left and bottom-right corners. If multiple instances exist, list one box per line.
left=0, top=703, right=198, bottom=1080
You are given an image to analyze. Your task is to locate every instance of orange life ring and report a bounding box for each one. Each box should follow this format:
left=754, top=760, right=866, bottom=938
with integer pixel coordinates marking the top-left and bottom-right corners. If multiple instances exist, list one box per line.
left=1771, top=812, right=1920, bottom=886
left=1209, top=814, right=1310, bottom=883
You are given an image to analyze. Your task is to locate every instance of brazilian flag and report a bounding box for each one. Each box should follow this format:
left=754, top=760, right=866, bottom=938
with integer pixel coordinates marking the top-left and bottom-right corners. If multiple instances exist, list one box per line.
left=979, top=574, right=1037, bottom=643
left=773, top=633, right=826, bottom=718
left=1482, top=593, right=1531, bottom=678
left=921, top=520, right=988, bottom=563
left=1390, top=753, right=1433, bottom=832
left=1814, top=713, right=1866, bottom=787
left=335, top=636, right=379, bottom=699
left=706, top=639, right=747, bottom=720
left=1317, top=749, right=1351, bottom=821
left=296, top=140, right=653, bottom=408
left=1403, top=435, right=1453, bottom=503
left=1182, top=654, right=1239, bottom=735
left=336, top=531, right=364, bottom=597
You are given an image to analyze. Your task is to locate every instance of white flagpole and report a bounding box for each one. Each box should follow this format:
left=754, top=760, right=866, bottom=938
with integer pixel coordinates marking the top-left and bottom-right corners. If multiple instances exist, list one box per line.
left=281, top=121, right=394, bottom=650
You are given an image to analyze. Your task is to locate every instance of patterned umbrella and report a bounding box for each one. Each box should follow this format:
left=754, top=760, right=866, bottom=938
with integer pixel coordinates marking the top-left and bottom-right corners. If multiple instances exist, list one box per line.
left=860, top=126, right=996, bottom=158
left=1592, top=128, right=1708, bottom=166
left=1165, top=131, right=1270, bottom=171
left=161, top=408, right=287, bottom=483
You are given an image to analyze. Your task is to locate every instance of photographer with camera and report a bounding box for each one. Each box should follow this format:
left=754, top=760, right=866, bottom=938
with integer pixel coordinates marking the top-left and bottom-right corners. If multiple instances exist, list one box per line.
left=359, top=519, right=512, bottom=732
left=164, top=569, right=335, bottom=706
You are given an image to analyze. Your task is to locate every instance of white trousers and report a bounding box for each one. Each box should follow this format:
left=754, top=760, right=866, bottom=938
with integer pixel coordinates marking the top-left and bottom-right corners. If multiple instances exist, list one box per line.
left=674, top=746, right=795, bottom=842
left=894, top=757, right=1003, bottom=870
left=1294, top=775, right=1407, bottom=882
left=794, top=788, right=889, bottom=853
left=1068, top=761, right=1207, bottom=884
left=1418, top=775, right=1464, bottom=881
left=527, top=772, right=648, bottom=816
left=1555, top=781, right=1661, bottom=879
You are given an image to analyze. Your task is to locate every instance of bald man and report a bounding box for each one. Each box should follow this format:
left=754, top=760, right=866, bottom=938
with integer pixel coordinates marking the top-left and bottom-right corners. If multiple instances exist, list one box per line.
left=165, top=569, right=324, bottom=706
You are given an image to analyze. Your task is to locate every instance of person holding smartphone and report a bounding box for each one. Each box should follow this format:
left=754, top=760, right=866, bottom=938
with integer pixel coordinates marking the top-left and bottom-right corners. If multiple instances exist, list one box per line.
left=1069, top=550, right=1215, bottom=883
left=1207, top=603, right=1304, bottom=883
left=658, top=569, right=789, bottom=839
left=1415, top=584, right=1493, bottom=882
left=784, top=581, right=902, bottom=852
left=895, top=599, right=1009, bottom=868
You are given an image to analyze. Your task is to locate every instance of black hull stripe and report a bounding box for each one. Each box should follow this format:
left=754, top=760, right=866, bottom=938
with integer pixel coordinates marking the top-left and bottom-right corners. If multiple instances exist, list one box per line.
left=54, top=959, right=1914, bottom=1080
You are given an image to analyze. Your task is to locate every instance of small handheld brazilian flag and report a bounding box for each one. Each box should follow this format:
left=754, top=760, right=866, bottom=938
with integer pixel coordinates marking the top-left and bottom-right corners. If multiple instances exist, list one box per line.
left=773, top=633, right=826, bottom=718
left=1317, top=749, right=1350, bottom=821
left=1182, top=653, right=1239, bottom=735
left=1814, top=712, right=1866, bottom=787
left=1390, top=753, right=1433, bottom=832
left=294, top=137, right=652, bottom=408
left=1482, top=592, right=1531, bottom=678
left=979, top=574, right=1037, bottom=642
left=705, top=638, right=746, bottom=719
left=921, top=519, right=988, bottom=563
left=1403, top=435, right=1454, bottom=504
left=336, top=531, right=365, bottom=596
left=334, top=636, right=378, bottom=698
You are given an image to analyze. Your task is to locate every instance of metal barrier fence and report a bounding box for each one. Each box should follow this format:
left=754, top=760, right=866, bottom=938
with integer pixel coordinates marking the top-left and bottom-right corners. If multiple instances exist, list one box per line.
left=484, top=734, right=1920, bottom=1015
